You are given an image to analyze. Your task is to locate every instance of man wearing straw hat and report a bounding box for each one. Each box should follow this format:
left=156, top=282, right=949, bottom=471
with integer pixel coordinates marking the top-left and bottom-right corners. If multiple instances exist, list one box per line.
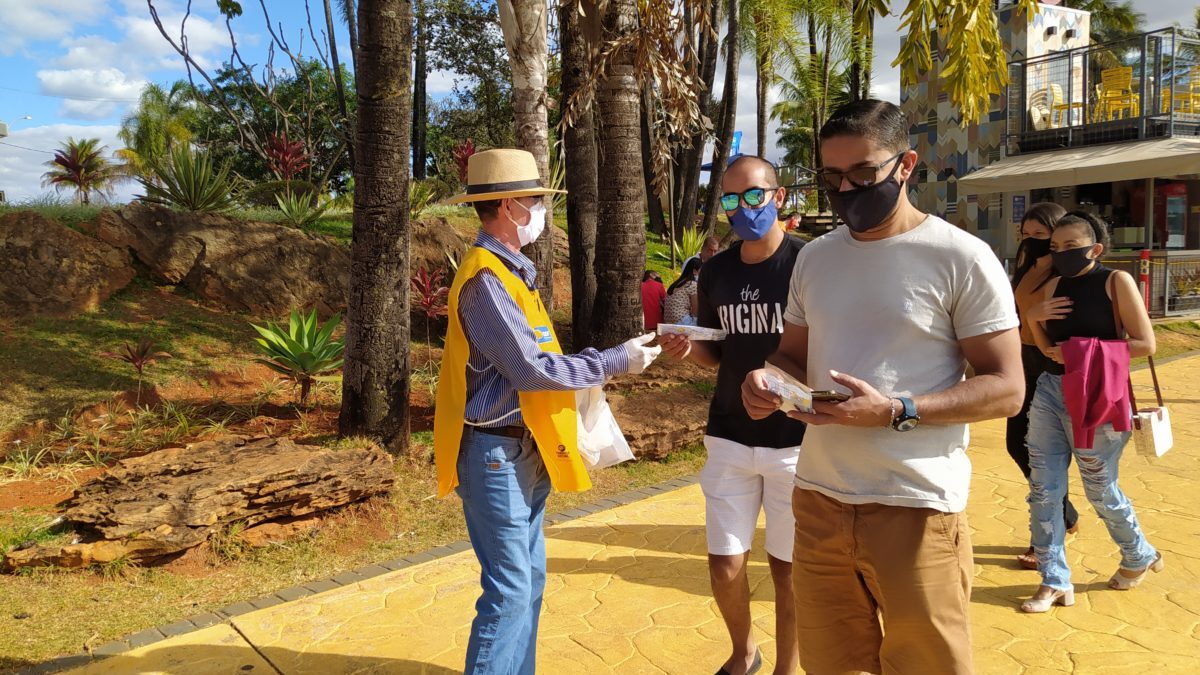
left=433, top=148, right=662, bottom=675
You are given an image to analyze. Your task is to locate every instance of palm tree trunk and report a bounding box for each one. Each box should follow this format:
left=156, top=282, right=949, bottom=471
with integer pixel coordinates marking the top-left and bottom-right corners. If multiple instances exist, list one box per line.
left=499, top=0, right=554, bottom=310
left=340, top=0, right=361, bottom=72
left=591, top=0, right=645, bottom=349
left=808, top=14, right=826, bottom=212
left=412, top=0, right=428, bottom=180
left=560, top=0, right=598, bottom=350
left=323, top=0, right=356, bottom=171
left=700, top=0, right=741, bottom=235
left=849, top=0, right=862, bottom=102
left=338, top=0, right=413, bottom=454
left=641, top=86, right=668, bottom=237
left=674, top=0, right=721, bottom=235
left=862, top=11, right=874, bottom=100
left=755, top=13, right=768, bottom=158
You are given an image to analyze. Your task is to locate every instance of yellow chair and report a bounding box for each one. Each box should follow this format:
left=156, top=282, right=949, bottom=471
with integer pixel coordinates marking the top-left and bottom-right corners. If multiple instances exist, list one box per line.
left=1099, top=66, right=1140, bottom=120
left=1050, top=84, right=1084, bottom=127
left=1161, top=66, right=1200, bottom=115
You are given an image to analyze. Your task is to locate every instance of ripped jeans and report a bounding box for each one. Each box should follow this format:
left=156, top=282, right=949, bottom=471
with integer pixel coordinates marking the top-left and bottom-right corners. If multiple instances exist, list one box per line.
left=1026, top=373, right=1158, bottom=590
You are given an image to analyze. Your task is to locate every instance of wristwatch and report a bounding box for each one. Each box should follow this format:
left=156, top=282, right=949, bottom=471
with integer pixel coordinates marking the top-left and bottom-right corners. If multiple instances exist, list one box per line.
left=891, top=397, right=920, bottom=432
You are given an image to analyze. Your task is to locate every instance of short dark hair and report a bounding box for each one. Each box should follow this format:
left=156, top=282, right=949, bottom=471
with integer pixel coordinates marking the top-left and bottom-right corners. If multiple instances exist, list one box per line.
left=1057, top=211, right=1112, bottom=253
left=472, top=199, right=502, bottom=220
left=727, top=155, right=779, bottom=187
left=819, top=99, right=910, bottom=154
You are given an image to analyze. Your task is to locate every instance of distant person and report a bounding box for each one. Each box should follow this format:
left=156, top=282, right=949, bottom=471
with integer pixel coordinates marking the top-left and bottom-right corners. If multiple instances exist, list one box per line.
left=1008, top=202, right=1080, bottom=570
left=741, top=99, right=1023, bottom=674
left=663, top=258, right=701, bottom=325
left=686, top=235, right=722, bottom=268
left=661, top=154, right=805, bottom=675
left=1022, top=212, right=1162, bottom=613
left=642, top=270, right=667, bottom=330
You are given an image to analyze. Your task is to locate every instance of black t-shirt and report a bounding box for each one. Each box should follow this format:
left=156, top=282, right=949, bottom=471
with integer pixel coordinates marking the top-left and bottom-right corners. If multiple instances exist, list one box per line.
left=697, top=236, right=807, bottom=448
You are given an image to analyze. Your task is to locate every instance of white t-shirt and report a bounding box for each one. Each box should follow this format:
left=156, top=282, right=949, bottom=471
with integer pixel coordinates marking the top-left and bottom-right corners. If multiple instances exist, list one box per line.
left=784, top=216, right=1018, bottom=513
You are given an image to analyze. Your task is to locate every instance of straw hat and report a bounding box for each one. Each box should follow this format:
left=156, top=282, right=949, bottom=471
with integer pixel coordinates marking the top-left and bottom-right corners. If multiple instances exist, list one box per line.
left=446, top=148, right=566, bottom=204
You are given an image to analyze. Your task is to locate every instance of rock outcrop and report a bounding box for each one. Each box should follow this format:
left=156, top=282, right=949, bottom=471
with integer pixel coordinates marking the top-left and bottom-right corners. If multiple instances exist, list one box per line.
left=94, top=204, right=352, bottom=315
left=2, top=436, right=394, bottom=571
left=0, top=211, right=136, bottom=317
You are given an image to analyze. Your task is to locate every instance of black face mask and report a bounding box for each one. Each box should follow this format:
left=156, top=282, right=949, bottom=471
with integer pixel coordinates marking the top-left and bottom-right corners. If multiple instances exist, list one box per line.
left=1018, top=237, right=1052, bottom=266
left=825, top=157, right=906, bottom=234
left=1051, top=246, right=1096, bottom=278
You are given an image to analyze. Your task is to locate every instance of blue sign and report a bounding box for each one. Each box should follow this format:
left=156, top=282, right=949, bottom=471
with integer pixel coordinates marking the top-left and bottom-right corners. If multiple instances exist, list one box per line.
left=731, top=131, right=742, bottom=156
left=1012, top=195, right=1026, bottom=224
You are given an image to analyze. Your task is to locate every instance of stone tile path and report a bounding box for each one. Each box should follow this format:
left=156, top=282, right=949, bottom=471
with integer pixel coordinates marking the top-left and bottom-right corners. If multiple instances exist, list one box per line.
left=60, top=358, right=1200, bottom=673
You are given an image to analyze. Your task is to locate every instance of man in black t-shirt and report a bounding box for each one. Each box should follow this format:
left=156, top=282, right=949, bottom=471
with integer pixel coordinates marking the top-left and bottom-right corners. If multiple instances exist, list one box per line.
left=661, top=156, right=805, bottom=675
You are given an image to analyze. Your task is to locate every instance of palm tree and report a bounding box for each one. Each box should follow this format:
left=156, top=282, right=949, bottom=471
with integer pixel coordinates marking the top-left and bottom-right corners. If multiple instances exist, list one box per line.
left=590, top=0, right=647, bottom=348
left=741, top=0, right=802, bottom=157
left=41, top=137, right=125, bottom=205
left=1061, top=0, right=1144, bottom=44
left=117, top=81, right=196, bottom=180
left=699, top=0, right=742, bottom=235
left=338, top=0, right=415, bottom=454
left=498, top=0, right=555, bottom=309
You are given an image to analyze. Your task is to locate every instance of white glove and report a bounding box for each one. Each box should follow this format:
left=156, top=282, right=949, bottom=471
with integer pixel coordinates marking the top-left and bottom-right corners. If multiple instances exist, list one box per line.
left=622, top=333, right=662, bottom=375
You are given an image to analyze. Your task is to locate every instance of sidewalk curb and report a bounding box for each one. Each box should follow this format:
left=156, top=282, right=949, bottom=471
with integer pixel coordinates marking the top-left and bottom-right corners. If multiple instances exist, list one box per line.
left=15, top=474, right=700, bottom=675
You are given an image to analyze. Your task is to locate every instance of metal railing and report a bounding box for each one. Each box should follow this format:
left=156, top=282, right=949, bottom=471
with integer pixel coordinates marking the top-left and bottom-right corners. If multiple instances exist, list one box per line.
left=1105, top=251, right=1200, bottom=318
left=1006, top=28, right=1200, bottom=155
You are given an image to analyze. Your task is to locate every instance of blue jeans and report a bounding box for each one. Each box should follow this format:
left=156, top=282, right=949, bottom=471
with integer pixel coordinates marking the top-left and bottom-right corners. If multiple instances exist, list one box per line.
left=1026, top=373, right=1158, bottom=590
left=456, top=427, right=551, bottom=675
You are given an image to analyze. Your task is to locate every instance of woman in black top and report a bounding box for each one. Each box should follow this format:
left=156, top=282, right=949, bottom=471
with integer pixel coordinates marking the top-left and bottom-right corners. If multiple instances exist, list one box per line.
left=1021, top=212, right=1162, bottom=613
left=1007, top=202, right=1079, bottom=570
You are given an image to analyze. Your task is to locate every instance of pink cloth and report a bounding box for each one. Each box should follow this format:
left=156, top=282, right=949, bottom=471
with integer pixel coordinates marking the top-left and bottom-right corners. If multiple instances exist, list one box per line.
left=1061, top=337, right=1133, bottom=449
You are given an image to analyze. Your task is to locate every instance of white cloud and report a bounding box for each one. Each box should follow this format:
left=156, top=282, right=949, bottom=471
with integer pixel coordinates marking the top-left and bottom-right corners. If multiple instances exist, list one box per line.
left=0, top=0, right=111, bottom=55
left=36, top=68, right=148, bottom=120
left=0, top=124, right=136, bottom=203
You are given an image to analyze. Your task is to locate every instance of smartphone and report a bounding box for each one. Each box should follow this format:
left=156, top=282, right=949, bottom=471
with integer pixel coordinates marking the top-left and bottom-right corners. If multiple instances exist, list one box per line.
left=810, top=390, right=850, bottom=403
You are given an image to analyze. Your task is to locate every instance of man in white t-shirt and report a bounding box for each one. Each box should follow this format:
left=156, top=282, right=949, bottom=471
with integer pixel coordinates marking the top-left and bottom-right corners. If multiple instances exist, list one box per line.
left=741, top=99, right=1024, bottom=675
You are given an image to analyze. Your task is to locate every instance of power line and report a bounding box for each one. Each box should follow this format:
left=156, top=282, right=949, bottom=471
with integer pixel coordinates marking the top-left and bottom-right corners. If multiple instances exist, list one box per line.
left=0, top=141, right=50, bottom=153
left=0, top=85, right=139, bottom=104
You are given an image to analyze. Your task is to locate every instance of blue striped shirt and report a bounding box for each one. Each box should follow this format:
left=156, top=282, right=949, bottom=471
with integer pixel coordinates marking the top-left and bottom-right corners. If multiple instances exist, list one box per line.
left=459, top=232, right=629, bottom=428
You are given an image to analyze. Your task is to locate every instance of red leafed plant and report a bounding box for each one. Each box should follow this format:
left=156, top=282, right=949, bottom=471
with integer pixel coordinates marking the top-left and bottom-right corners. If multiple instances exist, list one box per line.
left=265, top=132, right=311, bottom=181
left=451, top=139, right=476, bottom=183
left=101, top=336, right=172, bottom=404
left=411, top=265, right=450, bottom=392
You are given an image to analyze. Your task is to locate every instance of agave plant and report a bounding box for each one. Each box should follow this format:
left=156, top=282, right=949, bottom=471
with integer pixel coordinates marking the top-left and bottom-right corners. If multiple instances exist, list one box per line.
left=410, top=180, right=440, bottom=222
left=275, top=190, right=330, bottom=230
left=653, top=225, right=708, bottom=267
left=250, top=309, right=345, bottom=407
left=101, top=336, right=171, bottom=404
left=139, top=146, right=237, bottom=213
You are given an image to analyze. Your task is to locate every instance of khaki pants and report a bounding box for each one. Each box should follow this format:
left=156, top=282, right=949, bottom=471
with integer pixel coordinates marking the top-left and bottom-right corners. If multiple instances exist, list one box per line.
left=791, top=488, right=973, bottom=675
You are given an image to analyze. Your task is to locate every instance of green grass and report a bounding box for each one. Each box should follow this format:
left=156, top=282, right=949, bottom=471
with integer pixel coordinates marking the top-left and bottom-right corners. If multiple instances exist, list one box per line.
left=0, top=198, right=104, bottom=231
left=0, top=280, right=260, bottom=436
left=0, top=512, right=68, bottom=555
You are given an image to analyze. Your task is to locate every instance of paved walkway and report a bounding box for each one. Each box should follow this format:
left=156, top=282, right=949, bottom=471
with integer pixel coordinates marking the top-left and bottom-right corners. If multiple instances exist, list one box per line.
left=63, top=358, right=1200, bottom=674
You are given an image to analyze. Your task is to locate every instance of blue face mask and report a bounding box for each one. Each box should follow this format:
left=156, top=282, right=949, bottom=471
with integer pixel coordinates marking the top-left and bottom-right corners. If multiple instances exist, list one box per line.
left=729, top=201, right=778, bottom=241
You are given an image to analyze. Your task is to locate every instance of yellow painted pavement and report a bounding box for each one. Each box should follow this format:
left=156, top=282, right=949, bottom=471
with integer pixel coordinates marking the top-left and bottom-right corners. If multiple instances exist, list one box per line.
left=66, top=358, right=1200, bottom=674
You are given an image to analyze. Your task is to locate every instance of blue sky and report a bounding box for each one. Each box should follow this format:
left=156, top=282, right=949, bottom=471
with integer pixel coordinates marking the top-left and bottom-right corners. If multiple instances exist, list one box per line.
left=0, top=1, right=1194, bottom=203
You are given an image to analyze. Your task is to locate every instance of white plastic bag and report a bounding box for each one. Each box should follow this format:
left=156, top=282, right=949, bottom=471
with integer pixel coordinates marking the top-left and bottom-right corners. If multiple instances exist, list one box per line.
left=575, top=386, right=634, bottom=470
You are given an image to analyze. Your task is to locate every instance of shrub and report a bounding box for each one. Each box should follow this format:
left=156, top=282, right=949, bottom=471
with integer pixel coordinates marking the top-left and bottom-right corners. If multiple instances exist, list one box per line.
left=241, top=180, right=320, bottom=208
left=250, top=309, right=345, bottom=407
left=100, top=336, right=171, bottom=404
left=139, top=146, right=238, bottom=213
left=410, top=179, right=445, bottom=222
left=275, top=190, right=330, bottom=230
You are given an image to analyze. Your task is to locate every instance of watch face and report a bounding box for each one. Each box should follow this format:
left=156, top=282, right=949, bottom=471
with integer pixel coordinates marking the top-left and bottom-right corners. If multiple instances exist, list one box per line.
left=896, top=418, right=919, bottom=432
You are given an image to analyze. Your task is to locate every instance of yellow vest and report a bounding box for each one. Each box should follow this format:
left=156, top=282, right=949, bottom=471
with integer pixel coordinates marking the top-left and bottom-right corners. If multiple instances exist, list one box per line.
left=433, top=246, right=592, bottom=498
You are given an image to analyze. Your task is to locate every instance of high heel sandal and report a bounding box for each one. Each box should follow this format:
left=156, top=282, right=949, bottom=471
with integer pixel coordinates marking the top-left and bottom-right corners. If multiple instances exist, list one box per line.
left=1108, top=552, right=1164, bottom=590
left=1020, top=586, right=1075, bottom=613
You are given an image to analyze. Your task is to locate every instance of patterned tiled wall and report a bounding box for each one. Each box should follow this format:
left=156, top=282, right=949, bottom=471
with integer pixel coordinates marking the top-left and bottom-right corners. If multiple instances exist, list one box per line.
left=901, top=2, right=1091, bottom=258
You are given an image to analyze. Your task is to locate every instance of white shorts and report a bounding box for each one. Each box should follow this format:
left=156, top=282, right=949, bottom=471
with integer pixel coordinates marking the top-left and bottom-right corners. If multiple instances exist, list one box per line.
left=699, top=435, right=801, bottom=561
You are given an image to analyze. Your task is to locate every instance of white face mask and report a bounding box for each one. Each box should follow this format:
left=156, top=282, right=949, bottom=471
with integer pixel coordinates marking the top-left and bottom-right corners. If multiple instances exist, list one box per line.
left=509, top=199, right=547, bottom=247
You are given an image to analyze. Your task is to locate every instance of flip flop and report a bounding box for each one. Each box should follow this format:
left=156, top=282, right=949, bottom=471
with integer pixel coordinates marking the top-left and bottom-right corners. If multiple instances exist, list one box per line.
left=714, top=649, right=762, bottom=675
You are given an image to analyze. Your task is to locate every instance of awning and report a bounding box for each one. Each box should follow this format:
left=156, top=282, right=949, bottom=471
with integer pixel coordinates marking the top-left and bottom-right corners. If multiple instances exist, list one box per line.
left=957, top=136, right=1200, bottom=194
